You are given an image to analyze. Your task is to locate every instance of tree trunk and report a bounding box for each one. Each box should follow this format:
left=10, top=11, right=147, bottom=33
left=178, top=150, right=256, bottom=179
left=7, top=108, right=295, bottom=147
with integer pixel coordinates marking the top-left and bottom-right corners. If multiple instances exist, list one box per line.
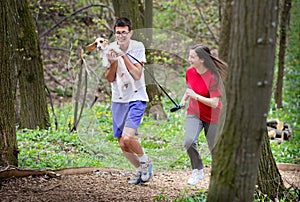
left=207, top=0, right=279, bottom=201
left=142, top=0, right=165, bottom=118
left=257, top=133, right=286, bottom=200
left=112, top=0, right=144, bottom=29
left=218, top=0, right=289, bottom=200
left=144, top=0, right=153, bottom=47
left=0, top=0, right=18, bottom=167
left=274, top=0, right=292, bottom=109
left=16, top=0, right=50, bottom=129
left=218, top=0, right=232, bottom=61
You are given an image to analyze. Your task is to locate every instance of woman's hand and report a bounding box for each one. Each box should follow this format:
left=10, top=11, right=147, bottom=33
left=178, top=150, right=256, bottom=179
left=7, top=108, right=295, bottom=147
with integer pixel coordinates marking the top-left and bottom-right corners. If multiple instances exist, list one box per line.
left=185, top=88, right=198, bottom=100
left=179, top=90, right=188, bottom=108
left=185, top=88, right=219, bottom=108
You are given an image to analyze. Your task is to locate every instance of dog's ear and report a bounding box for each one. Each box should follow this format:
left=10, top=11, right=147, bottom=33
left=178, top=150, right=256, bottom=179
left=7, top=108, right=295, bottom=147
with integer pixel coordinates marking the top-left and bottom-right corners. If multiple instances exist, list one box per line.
left=85, top=42, right=97, bottom=52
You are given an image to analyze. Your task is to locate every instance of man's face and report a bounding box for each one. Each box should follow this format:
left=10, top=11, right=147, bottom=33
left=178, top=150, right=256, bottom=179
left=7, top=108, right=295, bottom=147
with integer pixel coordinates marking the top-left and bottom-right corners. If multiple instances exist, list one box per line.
left=115, top=26, right=132, bottom=45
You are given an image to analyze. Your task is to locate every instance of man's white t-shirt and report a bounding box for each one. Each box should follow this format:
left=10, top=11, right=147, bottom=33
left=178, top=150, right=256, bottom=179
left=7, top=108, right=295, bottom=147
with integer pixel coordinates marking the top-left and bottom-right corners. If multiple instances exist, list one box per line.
left=110, top=40, right=149, bottom=103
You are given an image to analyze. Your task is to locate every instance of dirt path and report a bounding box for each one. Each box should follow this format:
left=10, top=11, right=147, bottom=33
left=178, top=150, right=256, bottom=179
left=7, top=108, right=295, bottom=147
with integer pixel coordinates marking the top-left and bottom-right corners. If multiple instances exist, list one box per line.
left=0, top=167, right=299, bottom=202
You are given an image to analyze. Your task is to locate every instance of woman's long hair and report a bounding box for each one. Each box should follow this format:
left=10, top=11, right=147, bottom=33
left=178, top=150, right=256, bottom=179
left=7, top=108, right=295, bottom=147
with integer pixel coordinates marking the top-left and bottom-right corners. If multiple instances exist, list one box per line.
left=191, top=44, right=227, bottom=87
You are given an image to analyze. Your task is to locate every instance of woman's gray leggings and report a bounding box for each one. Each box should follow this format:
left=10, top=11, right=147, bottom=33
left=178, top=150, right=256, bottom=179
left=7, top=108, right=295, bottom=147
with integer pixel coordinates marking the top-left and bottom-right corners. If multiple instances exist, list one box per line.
left=184, top=114, right=218, bottom=170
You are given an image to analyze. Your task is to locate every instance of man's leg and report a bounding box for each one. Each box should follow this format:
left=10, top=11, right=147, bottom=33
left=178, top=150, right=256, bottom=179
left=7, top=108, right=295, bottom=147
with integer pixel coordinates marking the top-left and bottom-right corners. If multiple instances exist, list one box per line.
left=118, top=136, right=140, bottom=168
left=118, top=134, right=143, bottom=185
left=122, top=127, right=153, bottom=182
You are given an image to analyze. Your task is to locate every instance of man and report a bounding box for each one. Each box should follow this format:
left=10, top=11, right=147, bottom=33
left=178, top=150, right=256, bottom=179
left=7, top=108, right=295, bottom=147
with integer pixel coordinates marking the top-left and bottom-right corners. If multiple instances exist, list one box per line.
left=105, top=17, right=153, bottom=185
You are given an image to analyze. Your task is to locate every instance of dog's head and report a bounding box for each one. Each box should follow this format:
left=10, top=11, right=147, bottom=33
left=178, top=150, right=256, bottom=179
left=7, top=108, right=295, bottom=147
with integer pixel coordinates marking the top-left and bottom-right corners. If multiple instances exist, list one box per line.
left=85, top=37, right=109, bottom=52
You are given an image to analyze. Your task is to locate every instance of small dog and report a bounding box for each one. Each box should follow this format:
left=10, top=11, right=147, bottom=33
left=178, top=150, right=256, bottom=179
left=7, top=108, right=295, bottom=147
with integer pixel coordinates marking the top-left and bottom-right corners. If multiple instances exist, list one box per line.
left=86, top=37, right=137, bottom=99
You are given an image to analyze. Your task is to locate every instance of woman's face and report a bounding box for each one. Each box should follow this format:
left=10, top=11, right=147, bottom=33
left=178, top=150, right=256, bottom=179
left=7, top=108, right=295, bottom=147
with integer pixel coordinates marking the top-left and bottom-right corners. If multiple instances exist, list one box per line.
left=115, top=26, right=132, bottom=45
left=188, top=49, right=203, bottom=68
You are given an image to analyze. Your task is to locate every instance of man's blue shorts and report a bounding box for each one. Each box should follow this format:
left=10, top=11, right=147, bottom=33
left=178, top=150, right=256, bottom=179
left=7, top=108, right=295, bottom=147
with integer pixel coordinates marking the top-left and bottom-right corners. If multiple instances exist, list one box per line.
left=111, top=100, right=146, bottom=138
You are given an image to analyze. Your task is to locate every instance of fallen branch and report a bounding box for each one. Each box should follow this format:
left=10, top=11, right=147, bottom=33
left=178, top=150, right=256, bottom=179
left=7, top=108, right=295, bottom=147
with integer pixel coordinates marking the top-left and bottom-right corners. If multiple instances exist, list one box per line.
left=0, top=166, right=59, bottom=179
left=0, top=166, right=101, bottom=179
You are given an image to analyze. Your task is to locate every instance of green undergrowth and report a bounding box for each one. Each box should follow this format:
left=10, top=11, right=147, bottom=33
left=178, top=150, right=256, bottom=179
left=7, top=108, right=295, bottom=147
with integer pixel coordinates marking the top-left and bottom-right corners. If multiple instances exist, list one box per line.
left=17, top=97, right=299, bottom=170
left=17, top=100, right=212, bottom=171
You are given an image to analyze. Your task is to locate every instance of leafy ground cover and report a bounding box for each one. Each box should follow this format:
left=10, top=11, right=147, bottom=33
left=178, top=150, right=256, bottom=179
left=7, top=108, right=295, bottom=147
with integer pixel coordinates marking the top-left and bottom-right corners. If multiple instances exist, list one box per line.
left=11, top=102, right=300, bottom=201
left=17, top=101, right=210, bottom=171
left=14, top=89, right=299, bottom=201
left=17, top=99, right=299, bottom=171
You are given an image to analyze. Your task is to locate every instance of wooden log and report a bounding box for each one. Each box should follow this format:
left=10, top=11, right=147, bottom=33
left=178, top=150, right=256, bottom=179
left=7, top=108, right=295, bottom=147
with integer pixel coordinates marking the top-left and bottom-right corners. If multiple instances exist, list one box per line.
left=268, top=129, right=276, bottom=139
left=267, top=128, right=284, bottom=139
left=267, top=119, right=292, bottom=141
left=0, top=166, right=59, bottom=179
left=277, top=121, right=284, bottom=130
left=0, top=166, right=102, bottom=179
left=267, top=118, right=279, bottom=128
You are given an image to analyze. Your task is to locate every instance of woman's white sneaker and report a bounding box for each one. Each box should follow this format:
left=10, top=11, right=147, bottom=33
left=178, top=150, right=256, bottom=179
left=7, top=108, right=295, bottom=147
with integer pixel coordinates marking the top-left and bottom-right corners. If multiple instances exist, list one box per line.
left=187, top=169, right=205, bottom=186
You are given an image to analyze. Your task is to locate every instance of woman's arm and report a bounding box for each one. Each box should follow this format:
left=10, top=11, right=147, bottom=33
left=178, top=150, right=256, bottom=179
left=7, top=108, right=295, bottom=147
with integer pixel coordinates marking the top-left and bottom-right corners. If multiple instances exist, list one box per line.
left=185, top=88, right=219, bottom=108
left=179, top=90, right=189, bottom=107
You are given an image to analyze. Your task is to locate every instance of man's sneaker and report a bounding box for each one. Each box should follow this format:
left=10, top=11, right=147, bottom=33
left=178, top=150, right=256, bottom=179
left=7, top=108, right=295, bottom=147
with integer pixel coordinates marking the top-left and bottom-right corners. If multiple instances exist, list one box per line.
left=128, top=171, right=142, bottom=185
left=187, top=169, right=205, bottom=186
left=140, top=160, right=153, bottom=182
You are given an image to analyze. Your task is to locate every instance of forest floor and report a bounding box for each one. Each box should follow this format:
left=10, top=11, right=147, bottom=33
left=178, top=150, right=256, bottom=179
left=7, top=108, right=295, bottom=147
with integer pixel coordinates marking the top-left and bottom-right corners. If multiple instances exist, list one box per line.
left=0, top=166, right=299, bottom=202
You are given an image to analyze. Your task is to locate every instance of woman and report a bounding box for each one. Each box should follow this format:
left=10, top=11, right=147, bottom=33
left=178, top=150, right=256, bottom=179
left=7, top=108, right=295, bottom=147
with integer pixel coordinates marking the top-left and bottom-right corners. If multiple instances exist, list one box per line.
left=180, top=44, right=227, bottom=186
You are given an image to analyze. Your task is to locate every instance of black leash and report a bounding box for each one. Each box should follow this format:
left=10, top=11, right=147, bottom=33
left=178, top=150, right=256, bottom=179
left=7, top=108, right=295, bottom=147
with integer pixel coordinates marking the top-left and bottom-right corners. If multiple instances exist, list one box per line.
left=126, top=53, right=183, bottom=112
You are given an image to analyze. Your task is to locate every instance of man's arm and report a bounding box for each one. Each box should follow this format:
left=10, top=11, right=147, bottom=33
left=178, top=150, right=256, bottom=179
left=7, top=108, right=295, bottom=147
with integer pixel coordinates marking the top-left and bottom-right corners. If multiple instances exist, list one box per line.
left=122, top=54, right=143, bottom=80
left=105, top=61, right=118, bottom=82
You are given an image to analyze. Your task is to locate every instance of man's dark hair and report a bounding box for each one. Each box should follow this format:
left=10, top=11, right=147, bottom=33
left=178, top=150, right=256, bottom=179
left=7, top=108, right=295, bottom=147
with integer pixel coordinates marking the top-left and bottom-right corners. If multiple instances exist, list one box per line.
left=114, top=17, right=132, bottom=31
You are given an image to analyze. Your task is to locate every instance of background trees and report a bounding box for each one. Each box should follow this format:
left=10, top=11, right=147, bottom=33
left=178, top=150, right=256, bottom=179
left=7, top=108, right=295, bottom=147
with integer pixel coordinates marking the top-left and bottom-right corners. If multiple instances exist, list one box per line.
left=0, top=0, right=299, bottom=200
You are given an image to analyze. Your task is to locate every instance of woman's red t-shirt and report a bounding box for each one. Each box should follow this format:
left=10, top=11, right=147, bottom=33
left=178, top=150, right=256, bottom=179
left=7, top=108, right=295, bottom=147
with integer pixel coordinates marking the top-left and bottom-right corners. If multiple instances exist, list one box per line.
left=186, top=67, right=222, bottom=124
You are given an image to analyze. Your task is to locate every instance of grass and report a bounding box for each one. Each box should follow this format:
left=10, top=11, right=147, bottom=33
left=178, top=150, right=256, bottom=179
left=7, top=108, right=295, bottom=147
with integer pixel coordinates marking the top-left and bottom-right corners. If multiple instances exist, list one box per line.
left=17, top=97, right=299, bottom=170
left=16, top=98, right=299, bottom=200
left=16, top=95, right=299, bottom=202
left=17, top=100, right=212, bottom=171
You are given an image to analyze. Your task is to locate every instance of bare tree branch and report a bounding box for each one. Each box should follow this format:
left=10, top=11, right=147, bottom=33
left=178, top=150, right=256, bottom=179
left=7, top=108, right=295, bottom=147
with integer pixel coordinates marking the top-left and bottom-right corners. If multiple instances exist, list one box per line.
left=71, top=49, right=88, bottom=132
left=45, top=85, right=58, bottom=130
left=38, top=4, right=114, bottom=39
left=194, top=2, right=219, bottom=45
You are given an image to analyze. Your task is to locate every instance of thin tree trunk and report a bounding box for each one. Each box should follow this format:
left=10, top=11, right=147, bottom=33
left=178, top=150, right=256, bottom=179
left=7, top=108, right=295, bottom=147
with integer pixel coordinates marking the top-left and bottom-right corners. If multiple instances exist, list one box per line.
left=274, top=0, right=292, bottom=109
left=112, top=0, right=165, bottom=118
left=0, top=0, right=18, bottom=167
left=218, top=0, right=232, bottom=61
